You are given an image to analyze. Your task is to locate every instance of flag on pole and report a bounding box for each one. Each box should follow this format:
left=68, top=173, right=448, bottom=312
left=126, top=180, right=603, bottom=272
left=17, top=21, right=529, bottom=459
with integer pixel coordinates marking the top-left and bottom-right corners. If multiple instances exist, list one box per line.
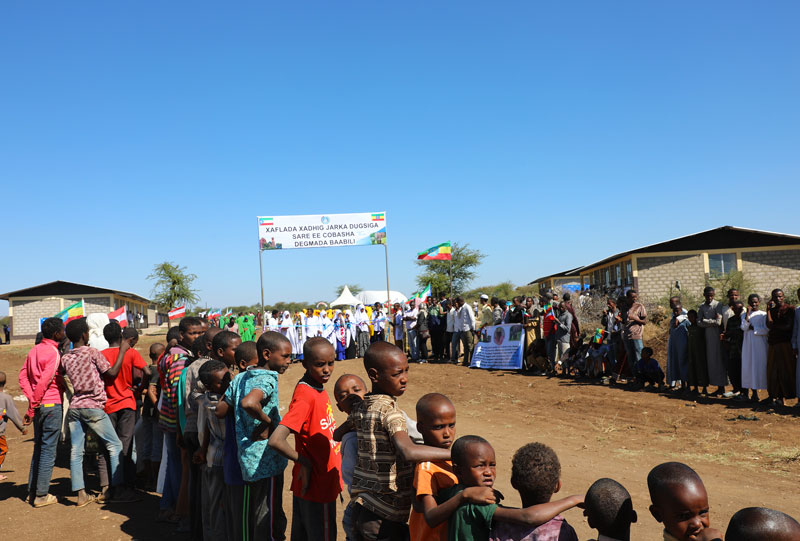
left=224, top=308, right=232, bottom=317
left=417, top=242, right=452, bottom=261
left=208, top=309, right=221, bottom=318
left=55, top=300, right=85, bottom=324
left=169, top=305, right=186, bottom=320
left=418, top=283, right=432, bottom=302
left=108, top=306, right=128, bottom=328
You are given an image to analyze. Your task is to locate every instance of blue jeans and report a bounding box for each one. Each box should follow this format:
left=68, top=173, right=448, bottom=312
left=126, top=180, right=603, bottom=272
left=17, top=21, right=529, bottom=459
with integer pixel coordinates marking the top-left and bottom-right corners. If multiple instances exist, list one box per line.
left=160, top=430, right=182, bottom=510
left=624, top=338, right=643, bottom=375
left=545, top=335, right=557, bottom=371
left=28, top=404, right=62, bottom=497
left=407, top=328, right=419, bottom=360
left=450, top=332, right=461, bottom=362
left=68, top=408, right=123, bottom=492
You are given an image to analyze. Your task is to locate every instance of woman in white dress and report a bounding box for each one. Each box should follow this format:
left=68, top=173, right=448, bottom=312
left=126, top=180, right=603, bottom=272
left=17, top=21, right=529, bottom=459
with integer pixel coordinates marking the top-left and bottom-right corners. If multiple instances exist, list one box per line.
left=319, top=310, right=335, bottom=346
left=279, top=310, right=301, bottom=360
left=741, top=293, right=768, bottom=403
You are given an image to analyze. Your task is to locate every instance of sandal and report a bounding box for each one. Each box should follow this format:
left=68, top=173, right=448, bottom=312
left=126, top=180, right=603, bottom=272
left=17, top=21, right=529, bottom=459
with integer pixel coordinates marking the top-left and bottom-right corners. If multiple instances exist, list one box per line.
left=33, top=494, right=58, bottom=508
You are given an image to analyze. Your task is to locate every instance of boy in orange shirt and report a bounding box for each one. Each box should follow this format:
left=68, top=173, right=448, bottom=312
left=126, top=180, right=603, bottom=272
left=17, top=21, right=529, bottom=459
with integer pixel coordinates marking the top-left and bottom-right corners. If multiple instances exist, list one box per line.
left=409, top=393, right=494, bottom=540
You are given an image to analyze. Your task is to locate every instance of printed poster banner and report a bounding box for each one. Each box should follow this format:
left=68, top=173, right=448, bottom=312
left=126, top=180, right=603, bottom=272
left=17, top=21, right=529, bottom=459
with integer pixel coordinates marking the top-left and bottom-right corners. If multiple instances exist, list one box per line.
left=258, top=212, right=387, bottom=250
left=470, top=324, right=525, bottom=370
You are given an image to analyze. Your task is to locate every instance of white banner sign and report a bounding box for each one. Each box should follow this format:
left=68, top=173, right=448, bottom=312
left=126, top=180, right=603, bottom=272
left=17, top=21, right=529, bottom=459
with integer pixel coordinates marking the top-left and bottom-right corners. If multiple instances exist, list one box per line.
left=257, top=212, right=386, bottom=250
left=470, top=324, right=525, bottom=370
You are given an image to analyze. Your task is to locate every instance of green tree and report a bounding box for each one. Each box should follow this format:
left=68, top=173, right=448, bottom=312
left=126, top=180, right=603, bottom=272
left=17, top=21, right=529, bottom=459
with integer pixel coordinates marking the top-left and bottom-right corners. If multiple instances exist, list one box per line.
left=415, top=242, right=485, bottom=296
left=148, top=261, right=200, bottom=326
left=335, top=284, right=363, bottom=296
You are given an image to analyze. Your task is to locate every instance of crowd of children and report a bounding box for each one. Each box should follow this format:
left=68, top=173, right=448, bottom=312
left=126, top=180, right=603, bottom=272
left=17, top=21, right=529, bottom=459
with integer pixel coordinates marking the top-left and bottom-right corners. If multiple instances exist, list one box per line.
left=10, top=313, right=800, bottom=540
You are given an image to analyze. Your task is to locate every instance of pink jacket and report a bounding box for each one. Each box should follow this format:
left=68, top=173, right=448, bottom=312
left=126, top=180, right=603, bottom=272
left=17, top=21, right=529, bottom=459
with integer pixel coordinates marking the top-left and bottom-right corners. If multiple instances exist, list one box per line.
left=18, top=338, right=64, bottom=417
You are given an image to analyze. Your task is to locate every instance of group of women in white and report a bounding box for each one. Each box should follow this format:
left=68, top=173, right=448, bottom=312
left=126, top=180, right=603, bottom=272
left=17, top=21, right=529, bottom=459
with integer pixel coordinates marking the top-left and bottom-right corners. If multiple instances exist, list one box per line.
left=265, top=304, right=387, bottom=361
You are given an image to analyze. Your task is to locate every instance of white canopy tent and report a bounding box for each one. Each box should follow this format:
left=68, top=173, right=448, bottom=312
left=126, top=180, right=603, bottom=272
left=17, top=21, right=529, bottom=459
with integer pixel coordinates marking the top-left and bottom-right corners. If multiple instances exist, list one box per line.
left=357, top=290, right=408, bottom=307
left=330, top=285, right=362, bottom=307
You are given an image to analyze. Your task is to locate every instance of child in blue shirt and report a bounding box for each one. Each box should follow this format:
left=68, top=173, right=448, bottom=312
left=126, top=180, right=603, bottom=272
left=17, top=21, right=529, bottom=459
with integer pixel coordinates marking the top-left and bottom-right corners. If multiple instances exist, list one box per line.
left=216, top=331, right=292, bottom=540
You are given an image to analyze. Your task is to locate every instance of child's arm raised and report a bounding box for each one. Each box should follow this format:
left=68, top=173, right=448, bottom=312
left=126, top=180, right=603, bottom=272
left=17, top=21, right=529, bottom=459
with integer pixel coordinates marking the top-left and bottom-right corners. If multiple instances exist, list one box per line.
left=214, top=399, right=230, bottom=419
left=240, top=388, right=273, bottom=440
left=420, top=488, right=496, bottom=527
left=391, top=431, right=451, bottom=462
left=492, top=494, right=584, bottom=527
left=333, top=418, right=354, bottom=442
left=267, top=424, right=314, bottom=495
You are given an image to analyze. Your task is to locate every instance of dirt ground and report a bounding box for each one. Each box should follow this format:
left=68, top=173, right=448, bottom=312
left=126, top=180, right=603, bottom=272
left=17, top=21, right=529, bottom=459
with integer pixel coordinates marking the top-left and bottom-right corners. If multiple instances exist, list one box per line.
left=1, top=332, right=799, bottom=540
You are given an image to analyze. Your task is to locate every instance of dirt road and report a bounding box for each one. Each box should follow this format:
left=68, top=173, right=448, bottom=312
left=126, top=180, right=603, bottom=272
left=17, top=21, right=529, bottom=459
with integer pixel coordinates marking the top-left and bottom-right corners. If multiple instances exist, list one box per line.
left=1, top=336, right=798, bottom=539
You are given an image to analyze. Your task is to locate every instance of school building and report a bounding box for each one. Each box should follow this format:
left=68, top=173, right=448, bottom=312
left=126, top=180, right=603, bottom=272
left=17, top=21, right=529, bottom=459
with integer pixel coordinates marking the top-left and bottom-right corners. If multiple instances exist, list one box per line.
left=532, top=226, right=800, bottom=301
left=0, top=280, right=155, bottom=340
left=530, top=267, right=583, bottom=295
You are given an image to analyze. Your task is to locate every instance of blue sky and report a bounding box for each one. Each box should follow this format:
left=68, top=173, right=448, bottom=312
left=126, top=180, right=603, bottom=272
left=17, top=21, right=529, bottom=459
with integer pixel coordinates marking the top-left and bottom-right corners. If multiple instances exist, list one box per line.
left=2, top=2, right=799, bottom=314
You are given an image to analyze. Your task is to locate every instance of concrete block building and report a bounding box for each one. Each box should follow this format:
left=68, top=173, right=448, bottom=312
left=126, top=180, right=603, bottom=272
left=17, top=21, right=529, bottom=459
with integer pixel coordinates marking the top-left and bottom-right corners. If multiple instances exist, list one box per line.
left=0, top=280, right=153, bottom=340
left=532, top=226, right=800, bottom=301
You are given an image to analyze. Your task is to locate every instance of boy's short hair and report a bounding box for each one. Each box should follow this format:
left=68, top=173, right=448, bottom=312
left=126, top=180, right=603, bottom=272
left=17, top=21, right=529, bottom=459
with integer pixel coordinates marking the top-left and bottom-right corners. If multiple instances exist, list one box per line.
left=451, top=435, right=489, bottom=467
left=66, top=317, right=89, bottom=343
left=415, top=393, right=454, bottom=422
left=363, top=341, right=403, bottom=372
left=585, top=478, right=634, bottom=533
left=703, top=286, right=715, bottom=295
left=748, top=293, right=760, bottom=303
left=103, top=321, right=123, bottom=343
left=647, top=462, right=702, bottom=504
left=179, top=316, right=203, bottom=332
left=0, top=371, right=6, bottom=385
left=641, top=346, right=654, bottom=356
left=166, top=326, right=181, bottom=343
left=191, top=335, right=206, bottom=357
left=303, top=336, right=333, bottom=361
left=510, top=442, right=561, bottom=505
left=122, top=327, right=138, bottom=340
left=212, top=330, right=240, bottom=353
left=726, top=507, right=800, bottom=540
left=256, top=331, right=291, bottom=361
left=41, top=317, right=64, bottom=339
left=687, top=309, right=698, bottom=317
left=235, top=341, right=258, bottom=366
left=198, top=359, right=228, bottom=387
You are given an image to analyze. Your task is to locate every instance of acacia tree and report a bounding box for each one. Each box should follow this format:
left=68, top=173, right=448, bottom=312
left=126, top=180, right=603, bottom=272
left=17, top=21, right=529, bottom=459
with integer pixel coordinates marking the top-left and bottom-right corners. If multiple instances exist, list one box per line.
left=148, top=261, right=200, bottom=326
left=415, top=242, right=485, bottom=297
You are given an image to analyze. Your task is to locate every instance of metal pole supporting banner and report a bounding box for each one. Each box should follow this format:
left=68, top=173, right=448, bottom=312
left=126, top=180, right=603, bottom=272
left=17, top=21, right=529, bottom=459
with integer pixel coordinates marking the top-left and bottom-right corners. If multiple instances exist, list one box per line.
left=383, top=243, right=391, bottom=308
left=258, top=247, right=265, bottom=331
left=449, top=241, right=453, bottom=297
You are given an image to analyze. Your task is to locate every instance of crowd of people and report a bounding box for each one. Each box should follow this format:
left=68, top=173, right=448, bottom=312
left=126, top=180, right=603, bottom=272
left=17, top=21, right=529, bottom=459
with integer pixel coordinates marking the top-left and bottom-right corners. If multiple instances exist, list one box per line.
left=6, top=287, right=800, bottom=540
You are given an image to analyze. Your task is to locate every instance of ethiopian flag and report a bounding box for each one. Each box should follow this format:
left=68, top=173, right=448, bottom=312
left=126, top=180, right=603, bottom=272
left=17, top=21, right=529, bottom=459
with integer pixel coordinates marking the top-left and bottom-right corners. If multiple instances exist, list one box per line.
left=417, top=242, right=452, bottom=261
left=55, top=300, right=85, bottom=324
left=371, top=213, right=385, bottom=221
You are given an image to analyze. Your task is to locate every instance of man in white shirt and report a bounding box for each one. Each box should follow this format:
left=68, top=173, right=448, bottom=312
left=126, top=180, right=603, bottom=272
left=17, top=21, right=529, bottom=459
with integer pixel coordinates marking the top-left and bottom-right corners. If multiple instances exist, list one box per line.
left=403, top=301, right=419, bottom=361
left=371, top=302, right=386, bottom=342
left=454, top=296, right=476, bottom=366
left=445, top=299, right=458, bottom=363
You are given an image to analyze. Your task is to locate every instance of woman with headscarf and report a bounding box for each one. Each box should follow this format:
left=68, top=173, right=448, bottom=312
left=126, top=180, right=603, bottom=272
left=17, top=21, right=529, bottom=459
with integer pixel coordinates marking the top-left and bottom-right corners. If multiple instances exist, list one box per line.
left=344, top=310, right=357, bottom=359
left=280, top=311, right=300, bottom=360
left=319, top=310, right=334, bottom=346
left=333, top=310, right=347, bottom=360
left=355, top=304, right=371, bottom=358
left=295, top=310, right=307, bottom=360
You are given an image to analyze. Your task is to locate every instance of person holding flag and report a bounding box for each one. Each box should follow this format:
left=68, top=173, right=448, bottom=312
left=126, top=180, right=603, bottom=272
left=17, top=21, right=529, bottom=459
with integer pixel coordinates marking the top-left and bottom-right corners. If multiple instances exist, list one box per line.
left=541, top=291, right=559, bottom=373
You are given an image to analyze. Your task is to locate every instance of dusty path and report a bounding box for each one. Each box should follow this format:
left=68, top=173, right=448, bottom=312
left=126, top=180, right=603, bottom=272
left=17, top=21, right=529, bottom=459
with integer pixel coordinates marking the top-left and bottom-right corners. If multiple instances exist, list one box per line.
left=1, top=336, right=798, bottom=539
